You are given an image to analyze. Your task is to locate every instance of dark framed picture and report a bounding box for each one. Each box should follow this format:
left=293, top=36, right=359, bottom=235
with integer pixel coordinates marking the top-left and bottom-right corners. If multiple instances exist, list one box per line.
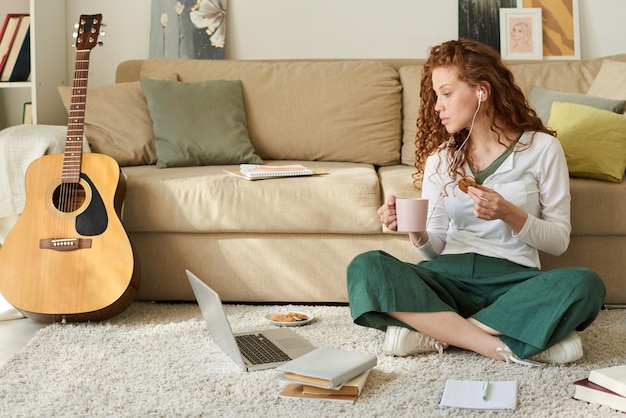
left=458, top=0, right=519, bottom=53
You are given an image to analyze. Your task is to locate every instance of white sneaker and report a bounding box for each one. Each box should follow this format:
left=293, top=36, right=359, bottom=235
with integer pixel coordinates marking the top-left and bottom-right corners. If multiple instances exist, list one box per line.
left=496, top=346, right=542, bottom=367
left=382, top=326, right=448, bottom=356
left=496, top=332, right=583, bottom=366
left=530, top=332, right=583, bottom=364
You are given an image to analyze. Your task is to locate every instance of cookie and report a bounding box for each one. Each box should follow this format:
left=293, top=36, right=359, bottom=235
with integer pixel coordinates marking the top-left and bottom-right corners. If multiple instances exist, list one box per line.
left=287, top=312, right=308, bottom=320
left=272, top=313, right=296, bottom=322
left=271, top=312, right=308, bottom=322
left=458, top=177, right=477, bottom=194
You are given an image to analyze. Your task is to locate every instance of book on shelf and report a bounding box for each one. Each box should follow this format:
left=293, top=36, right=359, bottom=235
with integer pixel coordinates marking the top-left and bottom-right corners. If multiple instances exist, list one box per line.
left=276, top=346, right=377, bottom=389
left=588, top=365, right=626, bottom=397
left=279, top=369, right=372, bottom=404
left=223, top=164, right=326, bottom=180
left=572, top=378, right=626, bottom=413
left=0, top=14, right=26, bottom=75
left=438, top=380, right=518, bottom=411
left=1, top=14, right=30, bottom=82
left=22, top=102, right=32, bottom=124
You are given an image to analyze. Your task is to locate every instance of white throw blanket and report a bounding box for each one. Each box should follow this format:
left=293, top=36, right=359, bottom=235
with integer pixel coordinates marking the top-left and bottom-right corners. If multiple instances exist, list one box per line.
left=0, top=124, right=90, bottom=321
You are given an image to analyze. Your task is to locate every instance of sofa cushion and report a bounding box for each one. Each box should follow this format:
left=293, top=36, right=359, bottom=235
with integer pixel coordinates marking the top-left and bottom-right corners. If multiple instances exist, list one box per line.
left=548, top=101, right=626, bottom=183
left=57, top=73, right=177, bottom=166
left=529, top=86, right=625, bottom=125
left=140, top=58, right=403, bottom=166
left=121, top=161, right=382, bottom=234
left=569, top=178, right=626, bottom=235
left=140, top=78, right=263, bottom=168
left=587, top=60, right=626, bottom=113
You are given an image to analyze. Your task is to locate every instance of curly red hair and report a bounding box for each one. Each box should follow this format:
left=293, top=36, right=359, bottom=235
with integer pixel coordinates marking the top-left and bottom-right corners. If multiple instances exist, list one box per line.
left=412, top=39, right=554, bottom=188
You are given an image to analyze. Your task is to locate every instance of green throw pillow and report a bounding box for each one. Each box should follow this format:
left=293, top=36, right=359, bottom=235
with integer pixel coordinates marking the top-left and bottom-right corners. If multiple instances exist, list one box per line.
left=529, top=86, right=626, bottom=125
left=548, top=101, right=626, bottom=183
left=140, top=78, right=263, bottom=168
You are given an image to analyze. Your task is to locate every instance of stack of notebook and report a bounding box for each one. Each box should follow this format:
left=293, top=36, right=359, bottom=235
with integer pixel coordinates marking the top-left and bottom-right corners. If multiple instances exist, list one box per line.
left=572, top=364, right=626, bottom=412
left=276, top=346, right=377, bottom=404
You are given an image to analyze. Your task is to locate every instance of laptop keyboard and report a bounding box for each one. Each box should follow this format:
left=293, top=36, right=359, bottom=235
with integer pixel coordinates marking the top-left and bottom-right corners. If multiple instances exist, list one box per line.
left=235, top=334, right=292, bottom=365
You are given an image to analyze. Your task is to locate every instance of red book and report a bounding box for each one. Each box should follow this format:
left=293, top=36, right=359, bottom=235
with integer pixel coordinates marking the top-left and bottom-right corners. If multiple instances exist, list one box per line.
left=0, top=14, right=26, bottom=74
left=572, top=378, right=626, bottom=413
left=0, top=14, right=30, bottom=81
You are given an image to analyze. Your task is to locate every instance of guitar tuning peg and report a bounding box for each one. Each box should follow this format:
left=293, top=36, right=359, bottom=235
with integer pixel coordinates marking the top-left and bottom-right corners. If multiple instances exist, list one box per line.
left=99, top=31, right=106, bottom=38
left=74, top=23, right=79, bottom=29
left=97, top=41, right=104, bottom=46
left=72, top=32, right=78, bottom=38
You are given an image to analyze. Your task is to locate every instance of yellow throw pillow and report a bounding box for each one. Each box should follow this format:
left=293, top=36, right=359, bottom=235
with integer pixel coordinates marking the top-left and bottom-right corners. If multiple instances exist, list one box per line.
left=548, top=101, right=626, bottom=183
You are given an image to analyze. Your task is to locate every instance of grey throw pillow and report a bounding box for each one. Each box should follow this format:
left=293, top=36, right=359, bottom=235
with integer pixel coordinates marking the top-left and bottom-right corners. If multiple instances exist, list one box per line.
left=140, top=78, right=263, bottom=168
left=529, top=86, right=626, bottom=125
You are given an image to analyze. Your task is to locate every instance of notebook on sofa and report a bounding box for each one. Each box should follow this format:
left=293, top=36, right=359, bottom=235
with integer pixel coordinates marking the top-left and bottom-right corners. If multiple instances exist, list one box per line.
left=186, top=269, right=315, bottom=371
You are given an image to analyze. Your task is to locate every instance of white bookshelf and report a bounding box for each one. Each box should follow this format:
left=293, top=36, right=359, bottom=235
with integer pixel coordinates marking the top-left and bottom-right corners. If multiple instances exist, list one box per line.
left=0, top=0, right=67, bottom=129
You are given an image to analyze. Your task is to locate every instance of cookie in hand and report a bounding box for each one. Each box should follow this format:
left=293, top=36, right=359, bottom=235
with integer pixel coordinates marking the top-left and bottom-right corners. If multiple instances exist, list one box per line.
left=458, top=177, right=477, bottom=194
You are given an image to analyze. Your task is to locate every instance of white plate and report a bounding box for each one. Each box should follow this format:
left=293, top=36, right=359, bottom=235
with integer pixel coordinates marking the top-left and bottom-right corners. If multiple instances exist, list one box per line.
left=265, top=311, right=314, bottom=327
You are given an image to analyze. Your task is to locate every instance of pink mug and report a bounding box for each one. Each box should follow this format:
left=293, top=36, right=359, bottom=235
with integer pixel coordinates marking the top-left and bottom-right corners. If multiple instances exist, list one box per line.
left=395, top=198, right=428, bottom=232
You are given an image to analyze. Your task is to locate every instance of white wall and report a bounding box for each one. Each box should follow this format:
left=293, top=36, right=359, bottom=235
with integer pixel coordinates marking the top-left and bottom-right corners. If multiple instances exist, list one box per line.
left=66, top=0, right=625, bottom=87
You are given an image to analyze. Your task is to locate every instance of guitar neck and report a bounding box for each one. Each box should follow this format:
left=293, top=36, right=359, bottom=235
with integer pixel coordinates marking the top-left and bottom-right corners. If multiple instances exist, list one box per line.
left=63, top=49, right=90, bottom=184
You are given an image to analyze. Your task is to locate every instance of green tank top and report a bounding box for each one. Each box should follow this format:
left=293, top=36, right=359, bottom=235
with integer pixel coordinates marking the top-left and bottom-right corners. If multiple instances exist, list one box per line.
left=470, top=133, right=523, bottom=185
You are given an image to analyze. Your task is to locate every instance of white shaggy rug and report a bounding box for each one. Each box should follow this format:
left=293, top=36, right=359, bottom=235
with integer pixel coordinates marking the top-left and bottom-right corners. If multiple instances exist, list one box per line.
left=1, top=302, right=625, bottom=417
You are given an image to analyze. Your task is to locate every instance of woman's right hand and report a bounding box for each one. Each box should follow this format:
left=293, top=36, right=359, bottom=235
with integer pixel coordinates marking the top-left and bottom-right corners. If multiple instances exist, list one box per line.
left=377, top=195, right=397, bottom=231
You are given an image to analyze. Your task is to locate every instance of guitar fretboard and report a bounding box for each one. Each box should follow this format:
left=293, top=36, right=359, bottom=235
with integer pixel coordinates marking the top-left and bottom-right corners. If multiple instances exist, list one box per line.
left=63, top=49, right=91, bottom=184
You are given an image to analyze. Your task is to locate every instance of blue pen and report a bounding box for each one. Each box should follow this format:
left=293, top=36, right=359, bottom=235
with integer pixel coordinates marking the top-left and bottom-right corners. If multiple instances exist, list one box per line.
left=482, top=381, right=490, bottom=401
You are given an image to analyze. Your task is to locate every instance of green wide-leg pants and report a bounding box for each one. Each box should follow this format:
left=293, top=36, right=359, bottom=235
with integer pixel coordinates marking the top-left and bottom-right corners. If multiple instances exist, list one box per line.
left=347, top=251, right=606, bottom=359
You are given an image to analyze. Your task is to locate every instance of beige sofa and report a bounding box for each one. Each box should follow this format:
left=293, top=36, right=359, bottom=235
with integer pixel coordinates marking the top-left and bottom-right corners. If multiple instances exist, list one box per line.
left=6, top=54, right=626, bottom=305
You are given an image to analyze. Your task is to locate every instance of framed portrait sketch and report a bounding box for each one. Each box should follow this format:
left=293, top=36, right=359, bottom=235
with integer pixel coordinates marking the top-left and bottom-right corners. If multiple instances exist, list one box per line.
left=517, top=0, right=580, bottom=59
left=500, top=8, right=543, bottom=60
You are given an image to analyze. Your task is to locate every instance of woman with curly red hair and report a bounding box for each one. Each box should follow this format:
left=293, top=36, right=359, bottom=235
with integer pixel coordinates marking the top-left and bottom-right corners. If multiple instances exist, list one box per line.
left=347, top=39, right=605, bottom=365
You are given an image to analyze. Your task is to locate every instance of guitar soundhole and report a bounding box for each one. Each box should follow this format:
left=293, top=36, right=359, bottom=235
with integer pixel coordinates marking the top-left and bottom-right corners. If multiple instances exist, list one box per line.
left=52, top=183, right=87, bottom=213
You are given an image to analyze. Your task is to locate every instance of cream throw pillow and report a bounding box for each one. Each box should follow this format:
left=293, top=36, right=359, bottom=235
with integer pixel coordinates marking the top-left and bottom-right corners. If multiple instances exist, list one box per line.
left=587, top=60, right=626, bottom=114
left=58, top=73, right=177, bottom=166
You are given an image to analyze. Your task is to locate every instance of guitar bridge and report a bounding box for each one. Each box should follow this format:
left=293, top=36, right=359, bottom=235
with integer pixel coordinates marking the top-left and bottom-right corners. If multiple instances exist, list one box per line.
left=40, top=238, right=92, bottom=251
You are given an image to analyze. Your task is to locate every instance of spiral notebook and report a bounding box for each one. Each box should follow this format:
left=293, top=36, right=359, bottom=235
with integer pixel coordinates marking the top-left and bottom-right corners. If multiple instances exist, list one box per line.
left=224, top=164, right=325, bottom=180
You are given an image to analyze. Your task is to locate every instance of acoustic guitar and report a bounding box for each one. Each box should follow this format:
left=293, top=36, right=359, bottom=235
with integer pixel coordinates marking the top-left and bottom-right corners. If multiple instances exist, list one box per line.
left=0, top=14, right=140, bottom=322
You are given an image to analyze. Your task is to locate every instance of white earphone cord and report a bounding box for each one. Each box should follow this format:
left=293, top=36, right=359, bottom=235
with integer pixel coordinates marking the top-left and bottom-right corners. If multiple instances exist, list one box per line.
left=404, top=91, right=482, bottom=258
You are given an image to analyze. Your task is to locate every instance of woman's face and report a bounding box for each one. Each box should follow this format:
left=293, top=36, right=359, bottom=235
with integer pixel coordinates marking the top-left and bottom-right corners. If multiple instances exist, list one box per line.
left=432, top=67, right=480, bottom=134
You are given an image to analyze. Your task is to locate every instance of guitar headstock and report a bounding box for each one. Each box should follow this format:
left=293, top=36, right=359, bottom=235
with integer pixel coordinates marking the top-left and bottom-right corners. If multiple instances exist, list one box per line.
left=73, top=14, right=104, bottom=50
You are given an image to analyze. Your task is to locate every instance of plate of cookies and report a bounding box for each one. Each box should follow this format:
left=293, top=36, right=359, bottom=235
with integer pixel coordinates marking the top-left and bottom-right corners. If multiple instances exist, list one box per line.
left=266, top=311, right=314, bottom=327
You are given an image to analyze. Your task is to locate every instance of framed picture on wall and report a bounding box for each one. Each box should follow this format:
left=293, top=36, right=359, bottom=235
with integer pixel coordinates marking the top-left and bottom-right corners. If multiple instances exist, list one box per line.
left=499, top=8, right=542, bottom=60
left=517, top=0, right=580, bottom=59
left=459, top=0, right=519, bottom=53
left=149, top=0, right=226, bottom=60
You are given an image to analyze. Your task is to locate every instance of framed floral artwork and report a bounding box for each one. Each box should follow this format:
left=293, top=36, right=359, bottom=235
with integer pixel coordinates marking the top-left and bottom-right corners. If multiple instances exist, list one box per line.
left=149, top=0, right=226, bottom=60
left=517, top=0, right=580, bottom=59
left=499, top=8, right=543, bottom=60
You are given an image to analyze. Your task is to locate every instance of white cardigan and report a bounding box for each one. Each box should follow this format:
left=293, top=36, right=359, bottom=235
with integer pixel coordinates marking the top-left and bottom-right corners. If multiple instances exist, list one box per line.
left=417, top=131, right=571, bottom=269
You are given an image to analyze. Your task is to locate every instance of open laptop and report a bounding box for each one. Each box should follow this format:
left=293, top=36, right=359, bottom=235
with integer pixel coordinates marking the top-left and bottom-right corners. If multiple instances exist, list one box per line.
left=186, top=269, right=316, bottom=371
